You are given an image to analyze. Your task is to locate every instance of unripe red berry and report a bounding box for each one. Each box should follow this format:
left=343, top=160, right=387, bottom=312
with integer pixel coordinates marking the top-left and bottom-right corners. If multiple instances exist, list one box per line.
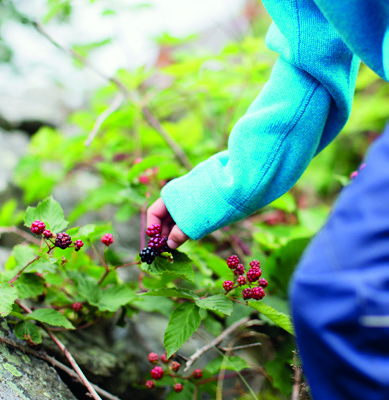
left=170, top=361, right=180, bottom=372
left=101, top=233, right=114, bottom=246
left=237, top=276, right=247, bottom=286
left=151, top=366, right=164, bottom=380
left=72, top=302, right=83, bottom=312
left=139, top=175, right=150, bottom=184
left=234, top=264, right=245, bottom=276
left=258, top=278, right=268, bottom=288
left=242, top=288, right=253, bottom=300
left=252, top=286, right=265, bottom=300
left=148, top=353, right=159, bottom=364
left=145, top=380, right=155, bottom=389
left=249, top=260, right=260, bottom=268
left=74, top=239, right=84, bottom=252
left=223, top=280, right=234, bottom=292
left=246, top=266, right=262, bottom=282
left=192, top=369, right=203, bottom=379
left=160, top=353, right=169, bottom=364
left=146, top=224, right=162, bottom=237
left=226, top=255, right=240, bottom=269
left=31, top=220, right=45, bottom=235
left=173, top=383, right=183, bottom=393
left=43, top=229, right=52, bottom=238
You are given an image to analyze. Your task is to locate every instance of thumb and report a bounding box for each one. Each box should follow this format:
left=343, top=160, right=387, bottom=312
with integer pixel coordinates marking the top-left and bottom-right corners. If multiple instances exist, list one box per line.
left=167, top=225, right=189, bottom=250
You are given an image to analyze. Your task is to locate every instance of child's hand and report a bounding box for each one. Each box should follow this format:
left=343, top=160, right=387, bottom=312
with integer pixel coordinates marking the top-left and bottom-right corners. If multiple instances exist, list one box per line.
left=147, top=198, right=189, bottom=250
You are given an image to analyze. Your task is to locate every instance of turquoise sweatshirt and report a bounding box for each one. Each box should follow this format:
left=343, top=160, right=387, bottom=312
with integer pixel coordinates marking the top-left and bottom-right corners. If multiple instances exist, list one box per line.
left=161, top=0, right=389, bottom=240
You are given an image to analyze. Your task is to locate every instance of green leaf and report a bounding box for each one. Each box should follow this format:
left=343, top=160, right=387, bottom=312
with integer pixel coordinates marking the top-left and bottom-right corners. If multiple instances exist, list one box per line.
left=166, top=380, right=196, bottom=400
left=77, top=223, right=112, bottom=242
left=69, top=272, right=101, bottom=306
left=139, top=288, right=198, bottom=300
left=14, top=321, right=42, bottom=344
left=248, top=301, right=294, bottom=335
left=269, top=192, right=296, bottom=213
left=132, top=296, right=174, bottom=317
left=97, top=285, right=135, bottom=312
left=15, top=273, right=45, bottom=300
left=265, top=359, right=293, bottom=396
left=0, top=285, right=18, bottom=317
left=7, top=245, right=36, bottom=270
left=164, top=303, right=201, bottom=358
left=195, top=295, right=233, bottom=316
left=206, top=355, right=251, bottom=375
left=24, top=196, right=68, bottom=233
left=127, top=155, right=168, bottom=181
left=26, top=308, right=75, bottom=329
left=142, top=251, right=194, bottom=282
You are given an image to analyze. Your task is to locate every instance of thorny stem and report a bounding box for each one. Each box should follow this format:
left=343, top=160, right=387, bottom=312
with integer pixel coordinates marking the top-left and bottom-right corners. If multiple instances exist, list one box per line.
left=7, top=255, right=40, bottom=284
left=16, top=301, right=102, bottom=400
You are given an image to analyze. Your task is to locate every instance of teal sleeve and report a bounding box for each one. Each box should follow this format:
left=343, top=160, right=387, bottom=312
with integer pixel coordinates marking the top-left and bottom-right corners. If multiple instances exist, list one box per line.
left=161, top=0, right=360, bottom=240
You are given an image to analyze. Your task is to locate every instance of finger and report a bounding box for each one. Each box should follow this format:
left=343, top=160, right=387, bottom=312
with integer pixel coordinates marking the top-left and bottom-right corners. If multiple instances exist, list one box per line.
left=168, top=225, right=189, bottom=250
left=147, top=198, right=168, bottom=227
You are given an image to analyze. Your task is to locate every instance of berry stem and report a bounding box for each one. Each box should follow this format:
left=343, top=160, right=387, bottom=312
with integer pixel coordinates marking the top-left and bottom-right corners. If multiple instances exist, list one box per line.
left=89, top=241, right=108, bottom=271
left=7, top=255, right=40, bottom=284
left=114, top=260, right=141, bottom=269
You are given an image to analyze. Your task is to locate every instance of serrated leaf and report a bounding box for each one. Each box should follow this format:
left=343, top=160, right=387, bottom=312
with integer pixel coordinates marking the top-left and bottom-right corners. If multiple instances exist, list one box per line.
left=26, top=308, right=75, bottom=329
left=142, top=251, right=194, bottom=282
left=15, top=273, right=45, bottom=300
left=195, top=295, right=233, bottom=315
left=14, top=321, right=42, bottom=344
left=97, top=285, right=135, bottom=312
left=139, top=288, right=198, bottom=300
left=0, top=285, right=18, bottom=317
left=206, top=355, right=251, bottom=375
left=24, top=196, right=68, bottom=233
left=8, top=245, right=36, bottom=270
left=132, top=296, right=174, bottom=317
left=248, top=301, right=294, bottom=335
left=77, top=223, right=112, bottom=242
left=69, top=272, right=101, bottom=306
left=164, top=303, right=201, bottom=358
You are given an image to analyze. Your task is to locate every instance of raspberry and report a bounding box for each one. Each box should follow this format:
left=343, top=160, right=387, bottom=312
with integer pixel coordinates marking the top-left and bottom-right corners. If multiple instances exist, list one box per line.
left=234, top=264, right=245, bottom=276
left=249, top=260, right=260, bottom=268
left=258, top=278, right=268, bottom=288
left=139, top=175, right=150, bottom=185
left=192, top=369, right=203, bottom=379
left=72, top=302, right=83, bottom=312
left=170, top=361, right=180, bottom=372
left=148, top=353, right=159, bottom=364
left=146, top=224, right=162, bottom=237
left=247, top=266, right=262, bottom=282
left=160, top=353, right=169, bottom=364
left=147, top=234, right=167, bottom=256
left=223, top=280, right=234, bottom=292
left=31, top=220, right=45, bottom=235
left=74, top=240, right=84, bottom=252
left=151, top=366, right=164, bottom=380
left=237, top=276, right=247, bottom=286
left=252, top=286, right=265, bottom=300
left=55, top=232, right=72, bottom=249
left=173, top=383, right=183, bottom=393
left=242, top=288, right=253, bottom=300
left=101, top=233, right=114, bottom=246
left=139, top=247, right=155, bottom=265
left=226, top=255, right=240, bottom=269
left=145, top=380, right=155, bottom=389
left=43, top=229, right=52, bottom=238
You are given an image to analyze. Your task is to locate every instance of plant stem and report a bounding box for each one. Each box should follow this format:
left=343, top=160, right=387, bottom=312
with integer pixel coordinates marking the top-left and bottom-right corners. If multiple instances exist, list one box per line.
left=7, top=255, right=40, bottom=284
left=0, top=227, right=41, bottom=245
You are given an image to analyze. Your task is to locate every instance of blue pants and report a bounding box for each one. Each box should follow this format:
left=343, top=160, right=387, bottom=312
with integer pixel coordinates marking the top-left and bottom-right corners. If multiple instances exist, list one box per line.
left=290, top=124, right=389, bottom=400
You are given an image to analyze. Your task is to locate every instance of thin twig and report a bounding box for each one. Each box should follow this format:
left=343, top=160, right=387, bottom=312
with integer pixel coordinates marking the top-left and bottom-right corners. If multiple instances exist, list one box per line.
left=8, top=255, right=40, bottom=284
left=16, top=301, right=102, bottom=400
left=0, top=335, right=120, bottom=400
left=114, top=261, right=140, bottom=269
left=184, top=317, right=250, bottom=371
left=0, top=227, right=41, bottom=245
left=217, top=342, right=262, bottom=352
left=90, top=242, right=108, bottom=270
left=85, top=93, right=125, bottom=146
left=292, top=352, right=301, bottom=400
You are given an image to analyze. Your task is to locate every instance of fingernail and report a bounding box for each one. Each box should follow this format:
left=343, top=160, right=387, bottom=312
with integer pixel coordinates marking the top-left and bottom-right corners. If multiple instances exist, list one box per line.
left=168, top=239, right=178, bottom=250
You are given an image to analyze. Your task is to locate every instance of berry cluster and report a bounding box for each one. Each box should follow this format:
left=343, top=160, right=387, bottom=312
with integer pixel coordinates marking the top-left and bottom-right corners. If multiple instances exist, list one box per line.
left=145, top=351, right=203, bottom=393
left=223, top=255, right=268, bottom=301
left=139, top=224, right=172, bottom=265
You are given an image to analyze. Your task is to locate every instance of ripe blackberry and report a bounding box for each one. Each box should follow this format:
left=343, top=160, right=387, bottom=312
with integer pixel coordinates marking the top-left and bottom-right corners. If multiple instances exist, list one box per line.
left=247, top=266, right=262, bottom=282
left=146, top=224, right=162, bottom=237
left=145, top=380, right=155, bottom=389
left=101, top=233, right=114, bottom=246
left=174, top=383, right=183, bottom=393
left=72, top=302, right=83, bottom=312
left=249, top=260, right=260, bottom=268
left=226, top=255, right=240, bottom=269
left=258, top=278, right=268, bottom=288
left=242, top=288, right=253, bottom=300
left=151, top=366, right=164, bottom=380
left=31, top=220, right=45, bottom=235
left=148, top=353, right=159, bottom=364
left=43, top=230, right=52, bottom=238
left=74, top=240, right=84, bottom=252
left=170, top=361, right=180, bottom=372
left=139, top=247, right=155, bottom=264
left=223, top=280, right=234, bottom=292
left=192, top=369, right=203, bottom=379
left=252, top=286, right=265, bottom=300
left=234, top=264, right=245, bottom=276
left=55, top=232, right=72, bottom=249
left=237, top=276, right=247, bottom=286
